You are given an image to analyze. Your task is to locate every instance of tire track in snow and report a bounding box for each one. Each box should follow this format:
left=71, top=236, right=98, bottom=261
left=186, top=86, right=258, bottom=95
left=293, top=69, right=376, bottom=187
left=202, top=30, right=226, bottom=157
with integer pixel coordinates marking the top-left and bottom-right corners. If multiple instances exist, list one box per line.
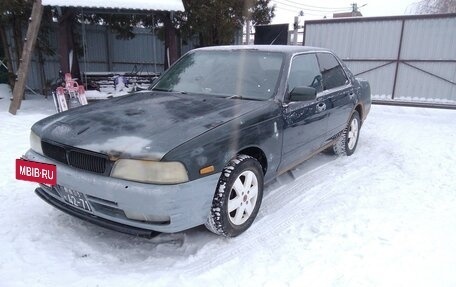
left=180, top=153, right=391, bottom=276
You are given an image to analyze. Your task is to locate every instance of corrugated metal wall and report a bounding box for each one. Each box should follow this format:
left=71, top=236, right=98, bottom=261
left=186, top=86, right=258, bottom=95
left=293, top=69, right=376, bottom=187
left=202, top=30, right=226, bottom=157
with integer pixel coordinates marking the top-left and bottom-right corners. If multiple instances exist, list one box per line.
left=304, top=14, right=456, bottom=105
left=79, top=25, right=168, bottom=74
left=6, top=24, right=197, bottom=93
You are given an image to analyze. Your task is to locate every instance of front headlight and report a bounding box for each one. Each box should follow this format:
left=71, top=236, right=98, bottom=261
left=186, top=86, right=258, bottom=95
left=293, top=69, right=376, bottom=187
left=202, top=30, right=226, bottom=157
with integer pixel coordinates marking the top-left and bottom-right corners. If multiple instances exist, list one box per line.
left=111, top=159, right=189, bottom=184
left=30, top=130, right=43, bottom=155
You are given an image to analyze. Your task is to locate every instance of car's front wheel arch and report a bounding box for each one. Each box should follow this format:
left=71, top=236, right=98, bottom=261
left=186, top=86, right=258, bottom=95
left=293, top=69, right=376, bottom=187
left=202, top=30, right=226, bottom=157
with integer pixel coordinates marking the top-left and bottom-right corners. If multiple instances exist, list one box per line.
left=237, top=146, right=268, bottom=175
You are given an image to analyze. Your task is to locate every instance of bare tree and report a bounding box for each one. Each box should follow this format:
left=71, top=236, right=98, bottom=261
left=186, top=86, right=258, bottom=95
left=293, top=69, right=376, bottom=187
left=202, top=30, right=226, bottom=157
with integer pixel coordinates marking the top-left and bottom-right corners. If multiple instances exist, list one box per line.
left=416, top=0, right=456, bottom=14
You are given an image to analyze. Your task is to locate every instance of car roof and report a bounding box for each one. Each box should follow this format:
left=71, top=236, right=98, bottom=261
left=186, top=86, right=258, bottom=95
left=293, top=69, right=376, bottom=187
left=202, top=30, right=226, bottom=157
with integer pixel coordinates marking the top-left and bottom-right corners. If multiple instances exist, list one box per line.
left=193, top=45, right=330, bottom=55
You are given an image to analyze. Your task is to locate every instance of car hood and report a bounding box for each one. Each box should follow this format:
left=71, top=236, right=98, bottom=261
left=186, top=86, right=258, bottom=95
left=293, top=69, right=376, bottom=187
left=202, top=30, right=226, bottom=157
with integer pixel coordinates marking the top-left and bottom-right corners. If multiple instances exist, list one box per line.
left=32, top=91, right=266, bottom=160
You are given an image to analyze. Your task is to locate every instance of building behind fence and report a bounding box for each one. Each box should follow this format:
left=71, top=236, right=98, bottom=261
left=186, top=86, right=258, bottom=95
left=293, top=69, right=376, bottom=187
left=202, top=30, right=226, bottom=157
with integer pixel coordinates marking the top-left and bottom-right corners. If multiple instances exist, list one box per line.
left=2, top=24, right=199, bottom=94
left=3, top=14, right=455, bottom=105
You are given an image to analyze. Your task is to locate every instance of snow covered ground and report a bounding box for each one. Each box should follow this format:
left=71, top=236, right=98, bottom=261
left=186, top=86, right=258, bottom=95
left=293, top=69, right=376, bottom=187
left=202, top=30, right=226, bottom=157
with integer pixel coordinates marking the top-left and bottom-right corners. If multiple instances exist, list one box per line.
left=1, top=84, right=456, bottom=287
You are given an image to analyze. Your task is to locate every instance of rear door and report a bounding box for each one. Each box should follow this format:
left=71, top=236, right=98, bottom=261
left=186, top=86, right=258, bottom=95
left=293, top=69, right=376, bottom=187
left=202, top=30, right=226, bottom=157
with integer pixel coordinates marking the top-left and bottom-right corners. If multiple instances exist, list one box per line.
left=279, top=53, right=329, bottom=172
left=316, top=53, right=355, bottom=139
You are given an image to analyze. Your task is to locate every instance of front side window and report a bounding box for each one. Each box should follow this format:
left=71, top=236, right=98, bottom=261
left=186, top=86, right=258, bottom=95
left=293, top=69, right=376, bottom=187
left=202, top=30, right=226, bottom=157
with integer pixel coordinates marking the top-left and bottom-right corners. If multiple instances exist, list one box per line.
left=287, top=53, right=323, bottom=94
left=317, top=53, right=348, bottom=90
left=153, top=50, right=284, bottom=100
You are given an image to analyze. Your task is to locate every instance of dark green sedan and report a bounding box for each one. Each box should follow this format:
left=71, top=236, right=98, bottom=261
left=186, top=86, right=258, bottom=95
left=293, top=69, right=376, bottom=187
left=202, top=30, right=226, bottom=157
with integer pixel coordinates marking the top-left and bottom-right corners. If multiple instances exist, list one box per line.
left=27, top=45, right=371, bottom=237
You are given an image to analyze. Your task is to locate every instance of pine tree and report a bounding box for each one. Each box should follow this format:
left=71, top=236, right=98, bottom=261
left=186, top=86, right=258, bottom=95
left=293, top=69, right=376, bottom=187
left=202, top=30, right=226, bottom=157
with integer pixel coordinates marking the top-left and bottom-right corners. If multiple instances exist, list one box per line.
left=416, top=0, right=456, bottom=14
left=177, top=0, right=275, bottom=47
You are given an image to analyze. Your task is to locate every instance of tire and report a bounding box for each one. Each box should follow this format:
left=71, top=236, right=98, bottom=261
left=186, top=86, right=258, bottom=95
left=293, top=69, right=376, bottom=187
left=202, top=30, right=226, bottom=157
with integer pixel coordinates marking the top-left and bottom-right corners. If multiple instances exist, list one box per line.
left=205, top=155, right=264, bottom=237
left=333, top=111, right=361, bottom=156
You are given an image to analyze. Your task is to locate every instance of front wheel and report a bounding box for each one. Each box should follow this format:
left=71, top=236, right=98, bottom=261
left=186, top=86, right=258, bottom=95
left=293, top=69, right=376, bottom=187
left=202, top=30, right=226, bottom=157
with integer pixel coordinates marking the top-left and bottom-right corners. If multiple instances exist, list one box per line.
left=205, top=155, right=264, bottom=237
left=333, top=111, right=361, bottom=156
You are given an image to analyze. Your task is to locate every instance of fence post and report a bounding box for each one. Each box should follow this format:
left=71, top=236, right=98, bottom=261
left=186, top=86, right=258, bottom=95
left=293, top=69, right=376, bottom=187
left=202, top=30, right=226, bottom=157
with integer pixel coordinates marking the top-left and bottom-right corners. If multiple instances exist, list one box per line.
left=391, top=19, right=405, bottom=100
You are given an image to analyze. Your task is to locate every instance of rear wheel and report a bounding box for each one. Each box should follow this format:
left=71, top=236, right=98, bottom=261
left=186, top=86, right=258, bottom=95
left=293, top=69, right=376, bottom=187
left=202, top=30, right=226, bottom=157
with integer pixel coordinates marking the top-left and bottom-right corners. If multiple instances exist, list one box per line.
left=205, top=155, right=264, bottom=237
left=333, top=111, right=361, bottom=156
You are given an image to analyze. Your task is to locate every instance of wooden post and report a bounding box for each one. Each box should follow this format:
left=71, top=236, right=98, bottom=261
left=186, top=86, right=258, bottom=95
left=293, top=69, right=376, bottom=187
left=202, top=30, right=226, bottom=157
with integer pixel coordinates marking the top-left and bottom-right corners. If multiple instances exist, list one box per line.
left=0, top=26, right=15, bottom=88
left=105, top=26, right=112, bottom=71
left=9, top=0, right=43, bottom=115
left=163, top=12, right=178, bottom=70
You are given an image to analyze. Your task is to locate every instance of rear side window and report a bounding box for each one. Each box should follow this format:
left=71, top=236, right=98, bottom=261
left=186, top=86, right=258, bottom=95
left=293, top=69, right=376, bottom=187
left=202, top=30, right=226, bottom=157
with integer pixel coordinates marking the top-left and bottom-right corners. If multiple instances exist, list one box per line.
left=317, top=53, right=348, bottom=90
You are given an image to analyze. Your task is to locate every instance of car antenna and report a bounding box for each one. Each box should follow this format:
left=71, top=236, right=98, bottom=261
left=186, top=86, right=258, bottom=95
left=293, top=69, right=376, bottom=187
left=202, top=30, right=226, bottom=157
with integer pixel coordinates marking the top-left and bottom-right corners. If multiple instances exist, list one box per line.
left=269, top=31, right=283, bottom=45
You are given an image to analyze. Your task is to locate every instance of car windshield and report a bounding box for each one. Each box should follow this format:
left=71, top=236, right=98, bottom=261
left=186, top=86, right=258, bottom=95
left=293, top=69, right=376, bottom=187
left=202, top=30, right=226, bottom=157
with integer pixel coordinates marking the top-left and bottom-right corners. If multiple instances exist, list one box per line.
left=153, top=50, right=284, bottom=100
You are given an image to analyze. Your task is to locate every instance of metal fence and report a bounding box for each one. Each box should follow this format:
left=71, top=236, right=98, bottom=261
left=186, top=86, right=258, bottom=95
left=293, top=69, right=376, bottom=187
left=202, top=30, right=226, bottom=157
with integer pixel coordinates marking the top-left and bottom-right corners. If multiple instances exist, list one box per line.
left=4, top=24, right=198, bottom=93
left=304, top=14, right=456, bottom=107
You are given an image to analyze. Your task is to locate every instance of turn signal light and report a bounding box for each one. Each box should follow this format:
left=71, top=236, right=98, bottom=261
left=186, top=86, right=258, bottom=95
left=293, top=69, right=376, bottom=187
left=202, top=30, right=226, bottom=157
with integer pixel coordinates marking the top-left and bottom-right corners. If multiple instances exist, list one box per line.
left=200, top=165, right=215, bottom=175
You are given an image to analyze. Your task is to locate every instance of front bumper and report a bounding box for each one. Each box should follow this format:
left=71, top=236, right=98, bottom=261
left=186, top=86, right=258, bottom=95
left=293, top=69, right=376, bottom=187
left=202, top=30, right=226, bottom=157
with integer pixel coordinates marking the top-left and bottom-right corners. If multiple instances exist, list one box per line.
left=35, top=187, right=159, bottom=237
left=25, top=149, right=221, bottom=234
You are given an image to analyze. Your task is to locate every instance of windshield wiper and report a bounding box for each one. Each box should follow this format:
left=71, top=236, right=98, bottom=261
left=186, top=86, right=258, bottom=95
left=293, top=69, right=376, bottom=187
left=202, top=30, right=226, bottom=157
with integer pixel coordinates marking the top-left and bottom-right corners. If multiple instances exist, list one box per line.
left=152, top=88, right=188, bottom=94
left=152, top=88, right=171, bottom=92
left=226, top=95, right=264, bottom=101
left=227, top=95, right=243, bottom=99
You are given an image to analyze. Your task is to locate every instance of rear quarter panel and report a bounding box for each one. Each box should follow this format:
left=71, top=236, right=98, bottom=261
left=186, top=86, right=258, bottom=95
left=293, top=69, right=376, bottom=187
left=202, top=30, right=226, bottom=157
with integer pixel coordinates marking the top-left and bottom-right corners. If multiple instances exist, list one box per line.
left=338, top=57, right=371, bottom=123
left=356, top=78, right=371, bottom=122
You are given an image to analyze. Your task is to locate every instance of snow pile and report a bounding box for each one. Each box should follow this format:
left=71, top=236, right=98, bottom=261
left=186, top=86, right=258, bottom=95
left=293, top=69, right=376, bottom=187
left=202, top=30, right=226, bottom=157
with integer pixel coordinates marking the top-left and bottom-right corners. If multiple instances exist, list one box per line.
left=371, top=94, right=392, bottom=100
left=84, top=85, right=148, bottom=100
left=1, top=92, right=456, bottom=286
left=372, top=93, right=456, bottom=104
left=0, top=83, right=12, bottom=99
left=84, top=89, right=129, bottom=100
left=42, top=0, right=184, bottom=11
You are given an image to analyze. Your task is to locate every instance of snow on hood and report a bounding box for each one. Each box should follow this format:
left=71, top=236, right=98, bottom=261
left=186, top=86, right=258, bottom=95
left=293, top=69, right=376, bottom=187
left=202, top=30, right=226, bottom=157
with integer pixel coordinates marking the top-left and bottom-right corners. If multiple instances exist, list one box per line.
left=32, top=92, right=265, bottom=160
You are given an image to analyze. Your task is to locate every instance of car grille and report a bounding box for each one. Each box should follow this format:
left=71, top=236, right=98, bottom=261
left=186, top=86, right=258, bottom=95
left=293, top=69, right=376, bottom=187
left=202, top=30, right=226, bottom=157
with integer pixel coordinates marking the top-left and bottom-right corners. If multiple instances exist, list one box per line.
left=41, top=141, right=110, bottom=174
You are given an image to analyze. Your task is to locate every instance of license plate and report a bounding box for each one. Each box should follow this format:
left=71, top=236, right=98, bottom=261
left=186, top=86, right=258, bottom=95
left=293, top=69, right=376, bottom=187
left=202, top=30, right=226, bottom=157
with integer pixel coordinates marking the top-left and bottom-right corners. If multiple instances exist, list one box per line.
left=58, top=186, right=93, bottom=212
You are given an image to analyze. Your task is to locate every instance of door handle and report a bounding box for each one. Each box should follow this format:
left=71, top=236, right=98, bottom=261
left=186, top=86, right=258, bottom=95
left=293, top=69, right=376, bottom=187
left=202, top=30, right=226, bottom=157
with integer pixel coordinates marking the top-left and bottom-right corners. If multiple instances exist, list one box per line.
left=316, top=102, right=326, bottom=113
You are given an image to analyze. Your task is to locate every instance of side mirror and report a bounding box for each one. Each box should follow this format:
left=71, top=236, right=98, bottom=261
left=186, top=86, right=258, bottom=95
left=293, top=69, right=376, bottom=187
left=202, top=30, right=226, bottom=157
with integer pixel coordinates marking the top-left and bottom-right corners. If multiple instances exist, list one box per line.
left=289, top=86, right=317, bottom=102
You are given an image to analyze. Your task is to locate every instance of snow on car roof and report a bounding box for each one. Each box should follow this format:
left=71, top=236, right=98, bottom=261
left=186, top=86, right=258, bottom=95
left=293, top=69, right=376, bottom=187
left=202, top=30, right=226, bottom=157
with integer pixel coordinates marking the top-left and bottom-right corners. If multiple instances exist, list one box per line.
left=42, top=0, right=184, bottom=11
left=194, top=45, right=330, bottom=54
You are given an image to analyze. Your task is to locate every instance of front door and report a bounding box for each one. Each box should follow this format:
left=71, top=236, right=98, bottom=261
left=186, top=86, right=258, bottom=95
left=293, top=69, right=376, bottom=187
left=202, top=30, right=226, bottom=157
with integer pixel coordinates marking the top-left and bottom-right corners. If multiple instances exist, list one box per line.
left=279, top=53, right=329, bottom=172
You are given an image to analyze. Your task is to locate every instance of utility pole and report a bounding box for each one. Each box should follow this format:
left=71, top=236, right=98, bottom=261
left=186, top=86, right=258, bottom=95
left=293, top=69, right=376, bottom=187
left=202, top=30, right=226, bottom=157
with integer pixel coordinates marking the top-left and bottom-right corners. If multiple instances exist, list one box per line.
left=293, top=11, right=304, bottom=46
left=245, top=20, right=251, bottom=45
left=293, top=16, right=299, bottom=45
left=351, top=3, right=358, bottom=16
left=9, top=0, right=43, bottom=115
